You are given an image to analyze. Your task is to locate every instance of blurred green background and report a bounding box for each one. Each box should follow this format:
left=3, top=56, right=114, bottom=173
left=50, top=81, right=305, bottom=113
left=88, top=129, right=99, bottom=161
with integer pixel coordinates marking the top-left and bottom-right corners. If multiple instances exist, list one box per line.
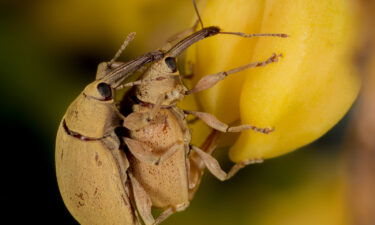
left=1, top=0, right=366, bottom=224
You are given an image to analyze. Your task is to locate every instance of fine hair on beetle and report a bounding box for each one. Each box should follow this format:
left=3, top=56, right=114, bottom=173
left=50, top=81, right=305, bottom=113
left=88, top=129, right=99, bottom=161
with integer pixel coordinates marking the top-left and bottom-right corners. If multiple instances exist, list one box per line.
left=55, top=1, right=288, bottom=225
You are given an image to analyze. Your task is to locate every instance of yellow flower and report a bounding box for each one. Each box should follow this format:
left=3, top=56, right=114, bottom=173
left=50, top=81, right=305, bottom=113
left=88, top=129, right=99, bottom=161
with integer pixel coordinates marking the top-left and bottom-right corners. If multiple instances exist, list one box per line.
left=186, top=0, right=360, bottom=161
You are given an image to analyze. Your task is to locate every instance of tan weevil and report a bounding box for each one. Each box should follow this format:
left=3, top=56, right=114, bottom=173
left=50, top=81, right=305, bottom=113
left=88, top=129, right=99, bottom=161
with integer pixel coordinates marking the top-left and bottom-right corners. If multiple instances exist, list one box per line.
left=55, top=33, right=166, bottom=224
left=55, top=2, right=287, bottom=224
left=120, top=27, right=285, bottom=224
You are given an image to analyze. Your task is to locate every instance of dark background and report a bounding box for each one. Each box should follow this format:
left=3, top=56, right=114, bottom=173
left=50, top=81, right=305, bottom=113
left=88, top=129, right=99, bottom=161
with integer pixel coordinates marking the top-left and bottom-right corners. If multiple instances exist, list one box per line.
left=1, top=1, right=362, bottom=224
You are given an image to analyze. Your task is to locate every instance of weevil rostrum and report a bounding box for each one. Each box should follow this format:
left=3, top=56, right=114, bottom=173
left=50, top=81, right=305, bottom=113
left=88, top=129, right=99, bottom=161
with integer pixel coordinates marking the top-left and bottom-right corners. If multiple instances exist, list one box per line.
left=55, top=4, right=287, bottom=225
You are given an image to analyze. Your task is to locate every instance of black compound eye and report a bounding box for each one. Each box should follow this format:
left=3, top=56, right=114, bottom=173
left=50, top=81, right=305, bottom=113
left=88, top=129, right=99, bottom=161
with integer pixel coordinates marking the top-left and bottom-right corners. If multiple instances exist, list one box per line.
left=97, top=82, right=112, bottom=99
left=165, top=57, right=177, bottom=73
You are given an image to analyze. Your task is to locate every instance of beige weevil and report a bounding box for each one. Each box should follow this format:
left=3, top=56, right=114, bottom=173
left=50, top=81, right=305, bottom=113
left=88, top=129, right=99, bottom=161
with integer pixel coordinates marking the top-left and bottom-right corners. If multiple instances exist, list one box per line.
left=120, top=10, right=287, bottom=225
left=55, top=32, right=166, bottom=225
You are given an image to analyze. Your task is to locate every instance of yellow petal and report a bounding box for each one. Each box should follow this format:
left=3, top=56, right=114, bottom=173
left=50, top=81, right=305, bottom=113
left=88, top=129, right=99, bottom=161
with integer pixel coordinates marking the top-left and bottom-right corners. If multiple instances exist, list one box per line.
left=187, top=0, right=360, bottom=161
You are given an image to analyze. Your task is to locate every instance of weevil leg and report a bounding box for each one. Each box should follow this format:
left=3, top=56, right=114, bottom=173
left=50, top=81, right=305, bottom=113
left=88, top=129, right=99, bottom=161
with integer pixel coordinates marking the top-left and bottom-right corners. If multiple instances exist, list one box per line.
left=185, top=53, right=282, bottom=95
left=115, top=80, right=143, bottom=90
left=123, top=93, right=166, bottom=131
left=153, top=203, right=190, bottom=225
left=191, top=145, right=263, bottom=181
left=188, top=130, right=221, bottom=199
left=184, top=110, right=274, bottom=134
left=124, top=138, right=183, bottom=165
left=128, top=173, right=155, bottom=225
left=102, top=133, right=130, bottom=184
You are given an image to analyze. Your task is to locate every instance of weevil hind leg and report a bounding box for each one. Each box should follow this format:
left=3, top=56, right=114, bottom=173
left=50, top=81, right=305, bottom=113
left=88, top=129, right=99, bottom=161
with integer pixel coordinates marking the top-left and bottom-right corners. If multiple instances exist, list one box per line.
left=185, top=129, right=263, bottom=183
left=191, top=145, right=263, bottom=181
left=124, top=138, right=183, bottom=165
left=129, top=172, right=190, bottom=225
left=153, top=203, right=190, bottom=225
left=187, top=130, right=221, bottom=198
left=128, top=173, right=155, bottom=225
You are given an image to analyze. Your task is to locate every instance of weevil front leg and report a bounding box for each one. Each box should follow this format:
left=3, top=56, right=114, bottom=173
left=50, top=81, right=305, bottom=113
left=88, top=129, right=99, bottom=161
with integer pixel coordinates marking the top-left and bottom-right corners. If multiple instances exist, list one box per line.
left=186, top=53, right=282, bottom=95
left=184, top=110, right=274, bottom=134
left=191, top=145, right=263, bottom=181
left=101, top=133, right=131, bottom=189
left=122, top=94, right=166, bottom=130
left=124, top=138, right=183, bottom=165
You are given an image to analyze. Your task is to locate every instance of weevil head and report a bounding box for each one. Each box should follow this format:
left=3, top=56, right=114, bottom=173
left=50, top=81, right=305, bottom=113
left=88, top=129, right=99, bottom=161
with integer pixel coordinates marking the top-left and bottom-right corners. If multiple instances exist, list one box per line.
left=95, top=61, right=127, bottom=80
left=136, top=55, right=187, bottom=105
left=83, top=81, right=114, bottom=102
left=95, top=62, right=109, bottom=80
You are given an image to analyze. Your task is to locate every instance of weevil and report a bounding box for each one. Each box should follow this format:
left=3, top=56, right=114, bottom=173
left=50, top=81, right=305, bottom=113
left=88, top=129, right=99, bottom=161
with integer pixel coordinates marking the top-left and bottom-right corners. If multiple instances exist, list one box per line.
left=55, top=1, right=287, bottom=224
left=55, top=32, right=166, bottom=225
left=119, top=10, right=286, bottom=225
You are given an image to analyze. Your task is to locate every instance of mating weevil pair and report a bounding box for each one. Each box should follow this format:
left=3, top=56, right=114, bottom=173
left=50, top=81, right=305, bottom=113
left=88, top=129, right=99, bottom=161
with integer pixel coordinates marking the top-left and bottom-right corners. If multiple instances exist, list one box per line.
left=55, top=2, right=287, bottom=224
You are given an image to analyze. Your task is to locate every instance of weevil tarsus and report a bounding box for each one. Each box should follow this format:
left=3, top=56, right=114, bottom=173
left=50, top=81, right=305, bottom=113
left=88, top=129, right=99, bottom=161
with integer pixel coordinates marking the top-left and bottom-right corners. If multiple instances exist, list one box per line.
left=191, top=145, right=263, bottom=181
left=184, top=110, right=274, bottom=134
left=153, top=203, right=190, bottom=225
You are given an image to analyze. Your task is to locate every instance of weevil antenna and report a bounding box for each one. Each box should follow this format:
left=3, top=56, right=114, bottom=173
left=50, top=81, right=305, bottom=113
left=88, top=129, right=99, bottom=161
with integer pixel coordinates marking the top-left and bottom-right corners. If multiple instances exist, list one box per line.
left=108, top=32, right=136, bottom=68
left=220, top=31, right=289, bottom=38
left=192, top=0, right=204, bottom=29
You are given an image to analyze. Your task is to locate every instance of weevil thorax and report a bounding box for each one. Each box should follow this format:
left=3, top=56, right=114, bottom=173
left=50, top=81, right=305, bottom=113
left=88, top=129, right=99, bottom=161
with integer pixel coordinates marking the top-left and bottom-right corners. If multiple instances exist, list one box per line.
left=64, top=77, right=118, bottom=138
left=135, top=56, right=187, bottom=106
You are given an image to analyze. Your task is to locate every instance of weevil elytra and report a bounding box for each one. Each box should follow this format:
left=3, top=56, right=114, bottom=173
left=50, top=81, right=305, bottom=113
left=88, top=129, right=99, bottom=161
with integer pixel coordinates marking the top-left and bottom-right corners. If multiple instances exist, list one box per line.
left=55, top=1, right=287, bottom=224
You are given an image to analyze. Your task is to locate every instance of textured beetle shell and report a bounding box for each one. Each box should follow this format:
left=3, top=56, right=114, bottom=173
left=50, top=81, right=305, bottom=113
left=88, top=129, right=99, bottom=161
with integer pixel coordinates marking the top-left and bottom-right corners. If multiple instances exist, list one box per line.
left=56, top=95, right=136, bottom=225
left=64, top=94, right=119, bottom=138
left=128, top=105, right=191, bottom=208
